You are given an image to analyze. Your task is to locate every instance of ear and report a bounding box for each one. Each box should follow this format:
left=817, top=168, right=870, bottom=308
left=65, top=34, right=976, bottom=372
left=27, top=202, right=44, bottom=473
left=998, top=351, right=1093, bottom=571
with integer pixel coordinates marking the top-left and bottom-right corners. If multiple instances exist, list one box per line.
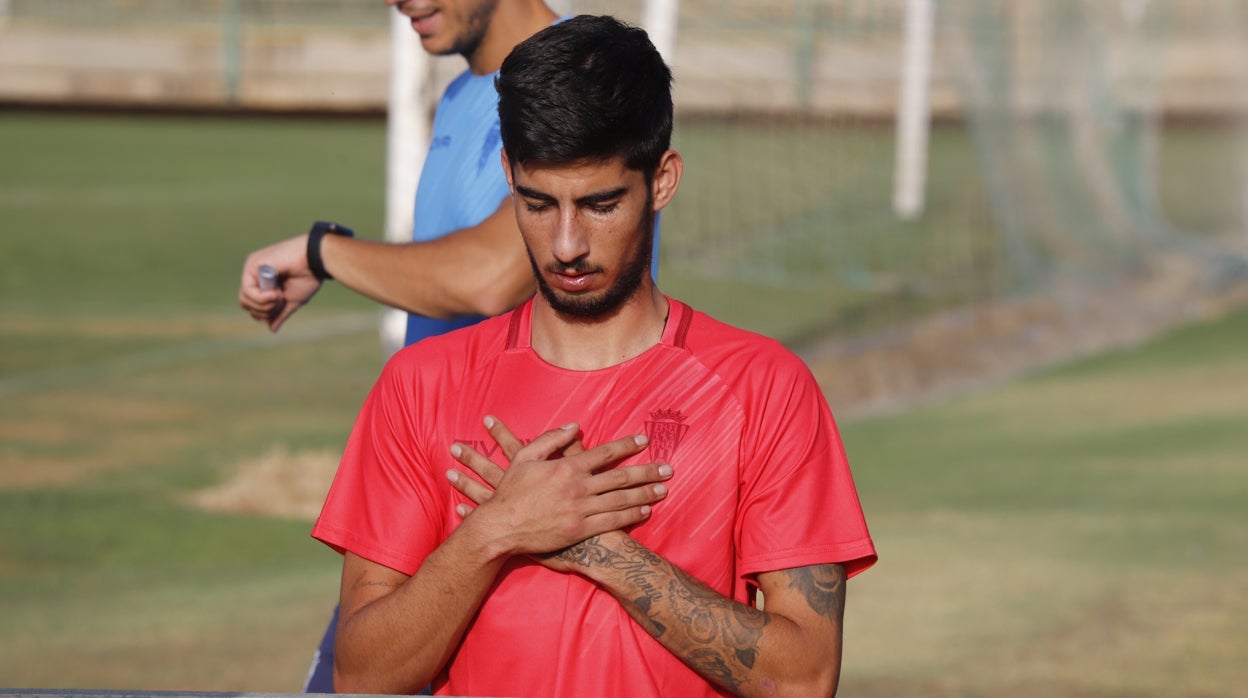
left=650, top=150, right=683, bottom=212
left=500, top=150, right=515, bottom=192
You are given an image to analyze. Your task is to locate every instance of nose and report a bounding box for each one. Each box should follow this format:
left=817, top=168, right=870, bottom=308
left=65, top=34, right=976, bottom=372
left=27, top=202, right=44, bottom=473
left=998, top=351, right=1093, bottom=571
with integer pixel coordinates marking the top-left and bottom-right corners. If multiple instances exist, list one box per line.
left=552, top=210, right=590, bottom=264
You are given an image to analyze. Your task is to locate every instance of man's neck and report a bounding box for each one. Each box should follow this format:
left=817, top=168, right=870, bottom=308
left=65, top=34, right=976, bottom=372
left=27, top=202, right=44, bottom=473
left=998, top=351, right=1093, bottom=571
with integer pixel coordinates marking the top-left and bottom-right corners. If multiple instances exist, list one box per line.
left=529, top=285, right=670, bottom=371
left=467, top=2, right=559, bottom=75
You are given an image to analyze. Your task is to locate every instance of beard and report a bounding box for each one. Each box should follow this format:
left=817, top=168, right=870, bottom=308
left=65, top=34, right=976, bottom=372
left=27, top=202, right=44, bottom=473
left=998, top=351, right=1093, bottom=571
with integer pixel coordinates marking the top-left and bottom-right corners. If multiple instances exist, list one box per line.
left=446, top=0, right=499, bottom=59
left=528, top=211, right=656, bottom=321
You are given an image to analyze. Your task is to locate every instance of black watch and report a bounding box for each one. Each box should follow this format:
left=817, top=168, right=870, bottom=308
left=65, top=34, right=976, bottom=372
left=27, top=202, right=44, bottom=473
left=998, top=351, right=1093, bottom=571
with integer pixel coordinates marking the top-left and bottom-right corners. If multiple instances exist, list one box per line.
left=306, top=221, right=355, bottom=281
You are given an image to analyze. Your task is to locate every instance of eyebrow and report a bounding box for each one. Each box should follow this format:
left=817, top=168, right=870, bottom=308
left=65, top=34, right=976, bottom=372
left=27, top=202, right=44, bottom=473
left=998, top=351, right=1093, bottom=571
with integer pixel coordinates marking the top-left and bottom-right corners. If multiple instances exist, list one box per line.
left=515, top=185, right=629, bottom=207
left=515, top=185, right=555, bottom=203
left=575, top=188, right=628, bottom=206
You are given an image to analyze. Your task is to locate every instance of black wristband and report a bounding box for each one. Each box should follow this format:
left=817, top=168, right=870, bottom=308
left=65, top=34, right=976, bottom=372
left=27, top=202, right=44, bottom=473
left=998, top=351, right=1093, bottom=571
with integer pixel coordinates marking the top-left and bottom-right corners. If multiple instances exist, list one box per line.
left=306, top=221, right=355, bottom=281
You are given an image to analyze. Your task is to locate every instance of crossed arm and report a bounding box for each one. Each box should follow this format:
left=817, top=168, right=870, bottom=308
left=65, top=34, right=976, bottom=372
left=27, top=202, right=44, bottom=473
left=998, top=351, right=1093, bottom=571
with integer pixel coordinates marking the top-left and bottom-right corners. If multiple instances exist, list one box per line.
left=238, top=198, right=534, bottom=331
left=331, top=421, right=671, bottom=694
left=450, top=417, right=848, bottom=697
left=333, top=416, right=848, bottom=697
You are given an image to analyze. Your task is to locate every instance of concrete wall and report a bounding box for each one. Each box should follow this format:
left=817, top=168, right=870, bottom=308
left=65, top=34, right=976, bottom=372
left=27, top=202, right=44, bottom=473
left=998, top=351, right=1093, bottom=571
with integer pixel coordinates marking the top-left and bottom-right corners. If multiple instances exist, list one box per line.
left=0, top=19, right=1244, bottom=118
left=0, top=23, right=394, bottom=111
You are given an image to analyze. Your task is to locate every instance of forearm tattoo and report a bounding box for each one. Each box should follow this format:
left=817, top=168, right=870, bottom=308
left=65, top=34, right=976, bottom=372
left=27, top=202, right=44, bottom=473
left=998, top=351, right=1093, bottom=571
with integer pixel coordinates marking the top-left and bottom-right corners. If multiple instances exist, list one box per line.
left=667, top=564, right=768, bottom=691
left=550, top=535, right=619, bottom=567
left=350, top=571, right=400, bottom=592
left=550, top=536, right=668, bottom=636
left=554, top=535, right=768, bottom=693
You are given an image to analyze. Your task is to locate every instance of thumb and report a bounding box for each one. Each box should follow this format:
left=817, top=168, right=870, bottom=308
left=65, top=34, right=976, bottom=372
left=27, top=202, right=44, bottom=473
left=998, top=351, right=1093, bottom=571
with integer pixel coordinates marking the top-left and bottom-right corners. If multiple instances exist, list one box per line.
left=268, top=298, right=296, bottom=332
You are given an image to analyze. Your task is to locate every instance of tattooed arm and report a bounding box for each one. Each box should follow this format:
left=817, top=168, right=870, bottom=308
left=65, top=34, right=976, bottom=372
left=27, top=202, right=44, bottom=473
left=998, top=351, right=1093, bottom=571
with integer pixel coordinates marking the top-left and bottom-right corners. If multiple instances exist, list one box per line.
left=333, top=536, right=508, bottom=694
left=332, top=423, right=671, bottom=694
left=551, top=533, right=846, bottom=697
left=449, top=416, right=847, bottom=696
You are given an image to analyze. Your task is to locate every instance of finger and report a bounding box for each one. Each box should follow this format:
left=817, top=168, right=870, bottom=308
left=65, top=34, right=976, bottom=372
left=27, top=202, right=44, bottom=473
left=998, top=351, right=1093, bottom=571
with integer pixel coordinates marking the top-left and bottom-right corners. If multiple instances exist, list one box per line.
left=451, top=441, right=505, bottom=488
left=513, top=421, right=583, bottom=461
left=245, top=302, right=277, bottom=325
left=240, top=262, right=258, bottom=295
left=563, top=439, right=586, bottom=457
left=563, top=433, right=651, bottom=474
left=591, top=480, right=670, bottom=511
left=268, top=298, right=296, bottom=333
left=580, top=504, right=656, bottom=535
left=239, top=285, right=266, bottom=315
left=239, top=259, right=268, bottom=304
left=588, top=461, right=673, bottom=496
left=482, top=415, right=526, bottom=461
left=446, top=469, right=495, bottom=506
left=239, top=271, right=281, bottom=317
left=243, top=294, right=277, bottom=317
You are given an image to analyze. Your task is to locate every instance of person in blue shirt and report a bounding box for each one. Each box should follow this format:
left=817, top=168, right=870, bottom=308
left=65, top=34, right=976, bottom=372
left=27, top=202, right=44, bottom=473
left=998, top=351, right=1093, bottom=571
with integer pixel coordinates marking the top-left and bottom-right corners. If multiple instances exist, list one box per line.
left=238, top=0, right=563, bottom=691
left=238, top=0, right=561, bottom=342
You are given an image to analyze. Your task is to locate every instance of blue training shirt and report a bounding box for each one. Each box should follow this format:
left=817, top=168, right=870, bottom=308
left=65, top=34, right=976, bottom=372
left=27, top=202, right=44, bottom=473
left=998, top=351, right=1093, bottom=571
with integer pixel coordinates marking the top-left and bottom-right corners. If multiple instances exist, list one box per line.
left=406, top=70, right=510, bottom=346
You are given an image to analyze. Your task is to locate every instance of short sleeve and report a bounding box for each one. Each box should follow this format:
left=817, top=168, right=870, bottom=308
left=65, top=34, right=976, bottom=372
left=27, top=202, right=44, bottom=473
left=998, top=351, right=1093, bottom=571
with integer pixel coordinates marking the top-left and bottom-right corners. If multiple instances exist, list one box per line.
left=311, top=353, right=449, bottom=576
left=734, top=353, right=877, bottom=580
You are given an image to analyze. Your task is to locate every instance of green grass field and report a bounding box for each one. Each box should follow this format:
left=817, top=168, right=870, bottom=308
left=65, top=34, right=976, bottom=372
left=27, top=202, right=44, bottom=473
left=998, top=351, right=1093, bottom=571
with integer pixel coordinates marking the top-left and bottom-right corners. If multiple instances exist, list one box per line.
left=1, top=111, right=1245, bottom=695
left=840, top=307, right=1248, bottom=697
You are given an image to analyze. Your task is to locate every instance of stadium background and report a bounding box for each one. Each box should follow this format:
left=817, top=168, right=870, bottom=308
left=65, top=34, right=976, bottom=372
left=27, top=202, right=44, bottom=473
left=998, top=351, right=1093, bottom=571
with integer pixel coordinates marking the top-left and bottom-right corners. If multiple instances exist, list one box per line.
left=1, top=1, right=1246, bottom=696
left=4, top=0, right=1246, bottom=409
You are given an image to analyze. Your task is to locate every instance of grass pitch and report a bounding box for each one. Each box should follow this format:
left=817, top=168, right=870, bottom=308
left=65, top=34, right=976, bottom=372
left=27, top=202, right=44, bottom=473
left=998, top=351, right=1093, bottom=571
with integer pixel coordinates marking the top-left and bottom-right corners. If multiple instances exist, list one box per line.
left=840, top=306, right=1248, bottom=697
left=1, top=111, right=1245, bottom=695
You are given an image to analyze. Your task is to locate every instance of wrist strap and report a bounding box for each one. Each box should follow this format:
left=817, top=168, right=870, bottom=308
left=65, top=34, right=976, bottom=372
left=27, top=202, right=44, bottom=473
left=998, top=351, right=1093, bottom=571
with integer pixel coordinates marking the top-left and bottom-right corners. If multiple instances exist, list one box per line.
left=306, top=221, right=355, bottom=281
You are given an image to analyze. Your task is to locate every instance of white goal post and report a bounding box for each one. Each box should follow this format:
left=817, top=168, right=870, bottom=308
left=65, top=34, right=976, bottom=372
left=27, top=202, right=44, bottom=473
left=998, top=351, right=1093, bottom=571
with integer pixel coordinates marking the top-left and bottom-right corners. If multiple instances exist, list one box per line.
left=379, top=8, right=431, bottom=357
left=642, top=0, right=680, bottom=63
left=893, top=0, right=935, bottom=220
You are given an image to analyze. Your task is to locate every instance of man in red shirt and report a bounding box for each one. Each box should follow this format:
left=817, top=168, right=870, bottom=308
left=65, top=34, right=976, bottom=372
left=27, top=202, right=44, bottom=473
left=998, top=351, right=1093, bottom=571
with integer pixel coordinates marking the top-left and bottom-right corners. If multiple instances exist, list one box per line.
left=313, top=15, right=876, bottom=697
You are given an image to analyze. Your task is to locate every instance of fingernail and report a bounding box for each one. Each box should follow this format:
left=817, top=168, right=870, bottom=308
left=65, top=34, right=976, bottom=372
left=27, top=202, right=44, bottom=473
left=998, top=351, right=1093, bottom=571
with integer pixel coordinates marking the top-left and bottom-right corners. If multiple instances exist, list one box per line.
left=562, top=422, right=578, bottom=430
left=640, top=504, right=652, bottom=516
left=456, top=503, right=469, bottom=517
left=658, top=463, right=672, bottom=478
left=450, top=443, right=462, bottom=457
left=483, top=415, right=495, bottom=428
left=446, top=470, right=459, bottom=483
left=634, top=434, right=649, bottom=446
left=653, top=484, right=668, bottom=497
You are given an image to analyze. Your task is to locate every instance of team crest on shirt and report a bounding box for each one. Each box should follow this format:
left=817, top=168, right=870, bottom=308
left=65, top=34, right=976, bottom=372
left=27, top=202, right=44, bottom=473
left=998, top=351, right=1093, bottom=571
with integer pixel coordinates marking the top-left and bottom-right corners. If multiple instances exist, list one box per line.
left=645, top=409, right=689, bottom=462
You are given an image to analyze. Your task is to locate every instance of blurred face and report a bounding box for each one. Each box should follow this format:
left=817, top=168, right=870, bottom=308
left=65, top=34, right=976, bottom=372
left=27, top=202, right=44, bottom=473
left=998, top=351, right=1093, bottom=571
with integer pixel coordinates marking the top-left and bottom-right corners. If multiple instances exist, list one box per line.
left=386, top=0, right=499, bottom=59
left=506, top=157, right=656, bottom=320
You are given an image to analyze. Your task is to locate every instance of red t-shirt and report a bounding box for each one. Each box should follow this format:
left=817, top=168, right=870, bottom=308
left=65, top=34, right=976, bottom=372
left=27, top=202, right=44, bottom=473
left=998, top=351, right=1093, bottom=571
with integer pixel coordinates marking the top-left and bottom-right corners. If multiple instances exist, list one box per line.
left=313, top=298, right=876, bottom=697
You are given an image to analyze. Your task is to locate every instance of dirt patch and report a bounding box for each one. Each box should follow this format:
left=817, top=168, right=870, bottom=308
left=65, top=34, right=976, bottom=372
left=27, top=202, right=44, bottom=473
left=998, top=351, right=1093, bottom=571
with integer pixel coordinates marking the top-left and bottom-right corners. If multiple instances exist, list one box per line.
left=801, top=241, right=1248, bottom=420
left=0, top=455, right=107, bottom=488
left=4, top=312, right=256, bottom=341
left=188, top=446, right=340, bottom=521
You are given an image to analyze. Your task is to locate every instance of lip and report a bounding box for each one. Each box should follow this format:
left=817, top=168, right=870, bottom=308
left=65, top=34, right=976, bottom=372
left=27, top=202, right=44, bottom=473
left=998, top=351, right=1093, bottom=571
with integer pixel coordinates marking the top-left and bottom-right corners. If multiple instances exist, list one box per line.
left=399, top=4, right=439, bottom=34
left=412, top=12, right=438, bottom=34
left=550, top=271, right=596, bottom=293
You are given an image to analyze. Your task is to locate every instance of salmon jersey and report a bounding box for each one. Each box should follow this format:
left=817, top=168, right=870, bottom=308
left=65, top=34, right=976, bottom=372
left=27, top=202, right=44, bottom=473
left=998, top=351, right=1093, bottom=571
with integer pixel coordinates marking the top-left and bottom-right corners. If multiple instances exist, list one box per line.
left=313, top=297, right=876, bottom=697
